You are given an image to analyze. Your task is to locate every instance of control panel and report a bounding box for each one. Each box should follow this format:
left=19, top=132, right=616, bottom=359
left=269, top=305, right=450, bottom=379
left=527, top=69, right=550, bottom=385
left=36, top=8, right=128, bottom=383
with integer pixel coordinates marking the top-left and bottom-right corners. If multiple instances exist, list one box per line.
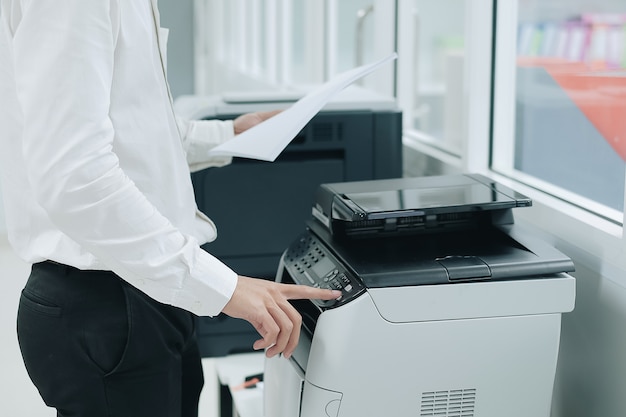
left=282, top=231, right=366, bottom=309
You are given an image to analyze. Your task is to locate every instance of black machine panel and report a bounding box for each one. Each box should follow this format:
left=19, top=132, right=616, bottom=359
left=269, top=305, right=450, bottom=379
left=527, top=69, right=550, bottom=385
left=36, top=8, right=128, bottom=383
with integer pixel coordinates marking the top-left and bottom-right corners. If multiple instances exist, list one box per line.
left=193, top=156, right=344, bottom=276
left=282, top=231, right=366, bottom=309
left=193, top=110, right=403, bottom=277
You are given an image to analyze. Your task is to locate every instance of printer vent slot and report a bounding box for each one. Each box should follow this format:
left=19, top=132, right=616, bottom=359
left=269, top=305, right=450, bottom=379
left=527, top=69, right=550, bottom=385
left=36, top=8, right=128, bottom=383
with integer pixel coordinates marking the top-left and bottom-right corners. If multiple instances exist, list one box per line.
left=420, top=388, right=476, bottom=416
left=397, top=216, right=426, bottom=228
left=436, top=212, right=475, bottom=223
left=346, top=219, right=385, bottom=231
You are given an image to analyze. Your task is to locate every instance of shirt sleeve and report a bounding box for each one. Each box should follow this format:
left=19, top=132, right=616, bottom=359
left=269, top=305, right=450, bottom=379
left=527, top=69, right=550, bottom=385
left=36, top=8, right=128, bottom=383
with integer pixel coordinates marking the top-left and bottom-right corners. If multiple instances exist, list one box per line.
left=176, top=116, right=234, bottom=172
left=12, top=0, right=236, bottom=316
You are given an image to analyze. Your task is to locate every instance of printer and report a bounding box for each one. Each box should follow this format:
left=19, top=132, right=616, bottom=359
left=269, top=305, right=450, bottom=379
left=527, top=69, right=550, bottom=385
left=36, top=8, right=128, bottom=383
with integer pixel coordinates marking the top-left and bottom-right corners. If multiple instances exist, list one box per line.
left=176, top=87, right=403, bottom=357
left=264, top=173, right=576, bottom=417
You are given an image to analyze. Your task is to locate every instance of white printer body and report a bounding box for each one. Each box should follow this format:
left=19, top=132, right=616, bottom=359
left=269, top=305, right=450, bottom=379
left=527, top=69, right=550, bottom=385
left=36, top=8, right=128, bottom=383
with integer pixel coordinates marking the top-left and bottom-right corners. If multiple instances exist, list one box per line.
left=264, top=174, right=576, bottom=417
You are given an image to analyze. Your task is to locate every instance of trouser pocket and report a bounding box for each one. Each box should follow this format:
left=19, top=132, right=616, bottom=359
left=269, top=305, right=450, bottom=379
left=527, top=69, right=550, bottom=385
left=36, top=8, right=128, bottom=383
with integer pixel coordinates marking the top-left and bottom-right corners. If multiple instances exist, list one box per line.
left=16, top=263, right=129, bottom=414
left=17, top=261, right=203, bottom=417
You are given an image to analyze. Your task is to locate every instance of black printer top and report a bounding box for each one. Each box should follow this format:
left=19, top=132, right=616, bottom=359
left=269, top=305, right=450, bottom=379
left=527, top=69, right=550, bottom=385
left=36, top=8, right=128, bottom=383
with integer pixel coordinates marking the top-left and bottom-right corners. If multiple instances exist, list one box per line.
left=306, top=218, right=574, bottom=289
left=343, top=174, right=530, bottom=219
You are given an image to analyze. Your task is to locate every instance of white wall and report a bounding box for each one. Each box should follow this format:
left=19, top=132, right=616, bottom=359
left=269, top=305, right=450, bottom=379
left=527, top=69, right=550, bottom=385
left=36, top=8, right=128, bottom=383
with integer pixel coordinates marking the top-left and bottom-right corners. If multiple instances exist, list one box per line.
left=0, top=183, right=7, bottom=236
left=497, top=195, right=626, bottom=417
left=159, top=0, right=195, bottom=97
left=552, top=262, right=626, bottom=417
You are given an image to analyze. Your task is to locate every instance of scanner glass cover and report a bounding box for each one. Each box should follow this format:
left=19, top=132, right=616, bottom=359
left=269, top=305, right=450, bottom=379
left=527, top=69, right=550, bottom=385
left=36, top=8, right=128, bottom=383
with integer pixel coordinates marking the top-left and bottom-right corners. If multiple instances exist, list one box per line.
left=344, top=183, right=515, bottom=215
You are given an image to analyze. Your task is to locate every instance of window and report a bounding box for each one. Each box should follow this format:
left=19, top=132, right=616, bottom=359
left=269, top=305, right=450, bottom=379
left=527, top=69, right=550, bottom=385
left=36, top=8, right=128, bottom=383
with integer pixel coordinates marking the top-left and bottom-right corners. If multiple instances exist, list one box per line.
left=396, top=0, right=493, bottom=176
left=326, top=0, right=396, bottom=95
left=492, top=0, right=626, bottom=223
left=397, top=0, right=467, bottom=156
left=193, top=0, right=624, bottom=226
left=194, top=0, right=395, bottom=97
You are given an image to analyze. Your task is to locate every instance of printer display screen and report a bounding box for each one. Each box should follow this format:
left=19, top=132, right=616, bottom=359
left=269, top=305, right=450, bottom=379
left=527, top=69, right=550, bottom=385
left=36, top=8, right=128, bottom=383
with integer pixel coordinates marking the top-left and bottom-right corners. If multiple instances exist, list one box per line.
left=345, top=184, right=513, bottom=214
left=311, top=256, right=335, bottom=278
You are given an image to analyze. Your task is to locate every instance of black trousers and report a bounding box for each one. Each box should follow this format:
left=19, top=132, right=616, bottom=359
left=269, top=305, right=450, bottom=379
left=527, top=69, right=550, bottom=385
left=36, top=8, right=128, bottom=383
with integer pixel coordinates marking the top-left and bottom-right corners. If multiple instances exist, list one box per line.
left=17, top=261, right=204, bottom=417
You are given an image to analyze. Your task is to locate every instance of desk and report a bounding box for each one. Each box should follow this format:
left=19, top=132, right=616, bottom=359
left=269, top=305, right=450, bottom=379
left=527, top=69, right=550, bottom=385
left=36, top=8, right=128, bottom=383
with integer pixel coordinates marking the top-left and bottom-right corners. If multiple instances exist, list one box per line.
left=212, top=353, right=265, bottom=417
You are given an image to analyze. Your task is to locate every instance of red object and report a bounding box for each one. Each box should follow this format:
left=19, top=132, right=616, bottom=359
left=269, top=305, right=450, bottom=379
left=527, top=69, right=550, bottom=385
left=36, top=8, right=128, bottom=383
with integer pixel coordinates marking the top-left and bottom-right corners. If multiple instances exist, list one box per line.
left=518, top=57, right=626, bottom=161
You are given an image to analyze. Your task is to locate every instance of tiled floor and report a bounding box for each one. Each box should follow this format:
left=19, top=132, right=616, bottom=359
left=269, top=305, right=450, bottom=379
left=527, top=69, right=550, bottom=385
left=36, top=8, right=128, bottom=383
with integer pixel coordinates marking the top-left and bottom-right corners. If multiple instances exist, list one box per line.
left=0, top=235, right=220, bottom=417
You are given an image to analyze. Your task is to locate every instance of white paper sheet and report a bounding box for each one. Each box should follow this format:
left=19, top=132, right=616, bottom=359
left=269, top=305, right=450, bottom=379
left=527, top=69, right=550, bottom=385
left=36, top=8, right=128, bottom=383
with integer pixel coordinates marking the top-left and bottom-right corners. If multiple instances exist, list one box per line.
left=207, top=53, right=398, bottom=162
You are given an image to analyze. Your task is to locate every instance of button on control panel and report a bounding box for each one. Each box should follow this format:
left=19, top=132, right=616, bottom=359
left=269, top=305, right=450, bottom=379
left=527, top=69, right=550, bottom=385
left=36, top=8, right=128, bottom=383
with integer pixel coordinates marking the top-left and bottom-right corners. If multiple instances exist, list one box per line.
left=283, top=232, right=365, bottom=309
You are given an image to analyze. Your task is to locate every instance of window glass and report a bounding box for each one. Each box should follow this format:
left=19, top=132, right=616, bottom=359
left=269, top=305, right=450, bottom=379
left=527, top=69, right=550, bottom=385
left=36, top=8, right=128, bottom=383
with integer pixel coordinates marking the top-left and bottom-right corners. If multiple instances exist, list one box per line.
left=495, top=0, right=626, bottom=216
left=290, top=1, right=307, bottom=83
left=286, top=1, right=325, bottom=85
left=327, top=0, right=396, bottom=95
left=195, top=0, right=395, bottom=95
left=334, top=0, right=377, bottom=72
left=195, top=0, right=327, bottom=93
left=398, top=0, right=467, bottom=156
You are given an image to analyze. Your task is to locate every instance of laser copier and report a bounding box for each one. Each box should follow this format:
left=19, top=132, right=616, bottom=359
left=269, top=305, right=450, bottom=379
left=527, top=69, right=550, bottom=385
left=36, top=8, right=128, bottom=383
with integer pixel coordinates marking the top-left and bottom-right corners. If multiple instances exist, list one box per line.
left=264, top=173, right=576, bottom=417
left=176, top=87, right=403, bottom=357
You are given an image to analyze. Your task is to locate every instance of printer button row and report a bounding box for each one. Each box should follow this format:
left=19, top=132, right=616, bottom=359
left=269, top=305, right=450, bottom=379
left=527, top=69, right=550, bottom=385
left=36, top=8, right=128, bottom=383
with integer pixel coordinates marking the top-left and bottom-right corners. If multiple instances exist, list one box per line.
left=329, top=280, right=343, bottom=290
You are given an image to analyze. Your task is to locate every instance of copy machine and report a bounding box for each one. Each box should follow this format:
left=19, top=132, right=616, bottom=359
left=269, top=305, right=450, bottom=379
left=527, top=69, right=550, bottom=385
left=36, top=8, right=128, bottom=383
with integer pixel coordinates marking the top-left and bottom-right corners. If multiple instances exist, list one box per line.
left=264, top=174, right=576, bottom=417
left=176, top=87, right=403, bottom=357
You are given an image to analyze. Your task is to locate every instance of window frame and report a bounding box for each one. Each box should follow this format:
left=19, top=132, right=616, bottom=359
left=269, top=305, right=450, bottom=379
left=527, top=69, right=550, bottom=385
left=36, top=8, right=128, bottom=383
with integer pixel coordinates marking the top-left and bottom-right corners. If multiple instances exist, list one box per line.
left=396, top=0, right=493, bottom=172
left=490, top=0, right=625, bottom=225
left=487, top=0, right=626, bottom=287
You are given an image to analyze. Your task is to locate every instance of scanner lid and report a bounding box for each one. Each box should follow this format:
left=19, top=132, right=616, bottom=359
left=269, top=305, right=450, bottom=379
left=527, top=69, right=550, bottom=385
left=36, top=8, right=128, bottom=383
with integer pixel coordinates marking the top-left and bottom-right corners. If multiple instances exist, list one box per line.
left=344, top=178, right=528, bottom=220
left=321, top=173, right=530, bottom=221
left=313, top=174, right=532, bottom=238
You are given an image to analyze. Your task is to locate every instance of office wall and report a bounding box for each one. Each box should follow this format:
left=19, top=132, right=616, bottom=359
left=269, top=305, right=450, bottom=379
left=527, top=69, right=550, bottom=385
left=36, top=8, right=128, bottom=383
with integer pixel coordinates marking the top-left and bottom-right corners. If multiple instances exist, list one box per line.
left=489, top=203, right=626, bottom=417
left=0, top=182, right=6, bottom=235
left=159, top=0, right=195, bottom=98
left=0, top=9, right=4, bottom=236
left=551, top=261, right=626, bottom=417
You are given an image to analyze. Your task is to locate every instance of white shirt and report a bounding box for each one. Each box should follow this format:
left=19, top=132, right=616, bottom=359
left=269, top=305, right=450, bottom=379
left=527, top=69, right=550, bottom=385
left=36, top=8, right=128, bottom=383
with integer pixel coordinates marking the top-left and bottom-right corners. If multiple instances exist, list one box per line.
left=0, top=0, right=239, bottom=316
